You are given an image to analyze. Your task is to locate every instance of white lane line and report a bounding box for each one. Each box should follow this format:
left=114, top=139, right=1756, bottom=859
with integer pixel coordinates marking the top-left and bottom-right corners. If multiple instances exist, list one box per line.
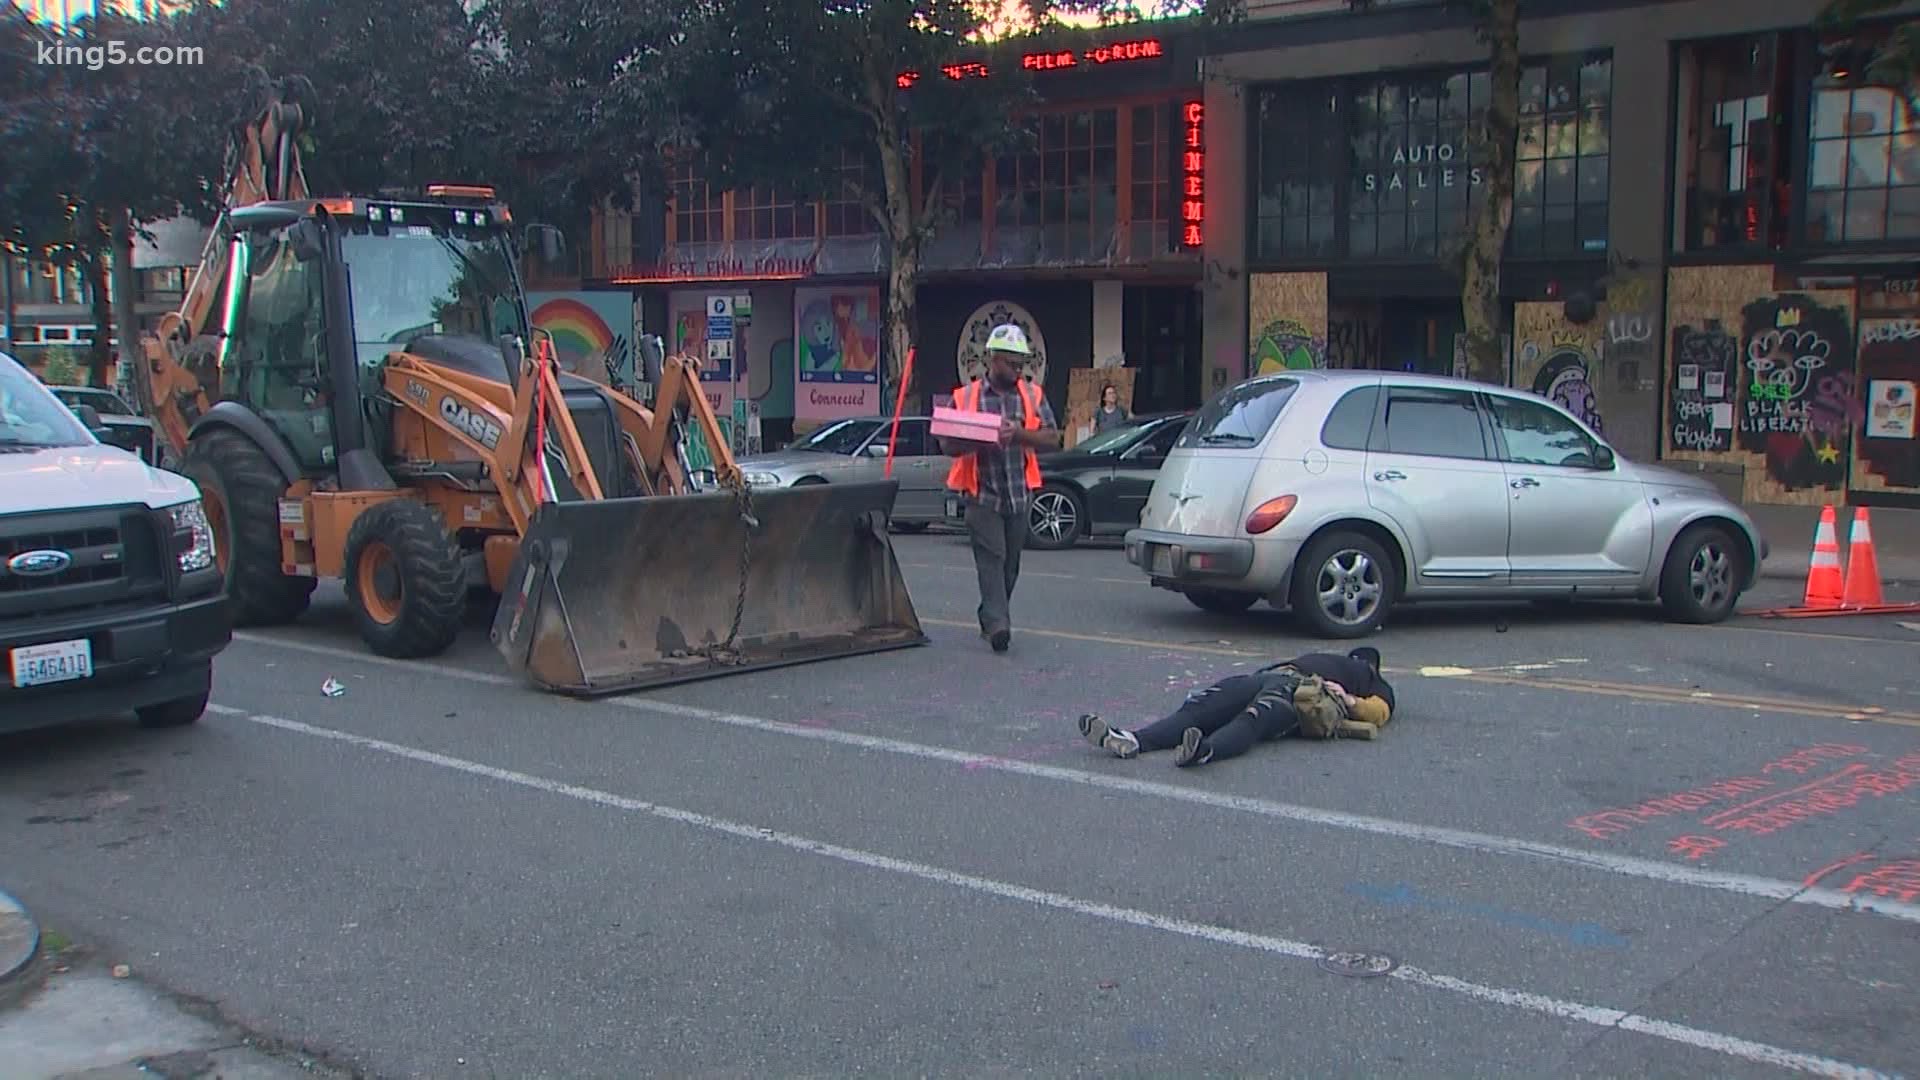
left=224, top=633, right=1920, bottom=926
left=203, top=703, right=1891, bottom=1080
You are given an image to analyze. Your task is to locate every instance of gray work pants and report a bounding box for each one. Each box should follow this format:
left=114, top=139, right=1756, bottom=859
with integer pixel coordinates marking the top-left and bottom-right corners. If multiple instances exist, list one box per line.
left=965, top=501, right=1026, bottom=635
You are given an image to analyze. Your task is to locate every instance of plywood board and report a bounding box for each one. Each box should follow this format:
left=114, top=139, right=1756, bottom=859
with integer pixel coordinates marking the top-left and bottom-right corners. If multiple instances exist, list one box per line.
left=1065, top=366, right=1137, bottom=448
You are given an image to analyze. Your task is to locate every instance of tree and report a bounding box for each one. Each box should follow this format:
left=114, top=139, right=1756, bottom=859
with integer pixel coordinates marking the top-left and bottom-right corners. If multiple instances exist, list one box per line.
left=650, top=0, right=1052, bottom=394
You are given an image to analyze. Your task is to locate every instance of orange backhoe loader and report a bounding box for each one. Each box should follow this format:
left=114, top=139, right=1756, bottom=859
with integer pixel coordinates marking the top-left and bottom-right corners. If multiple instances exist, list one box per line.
left=128, top=79, right=925, bottom=694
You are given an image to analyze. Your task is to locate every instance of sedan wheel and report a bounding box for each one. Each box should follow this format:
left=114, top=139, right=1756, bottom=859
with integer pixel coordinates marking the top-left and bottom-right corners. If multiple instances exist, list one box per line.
left=1027, top=487, right=1083, bottom=550
left=1291, top=530, right=1394, bottom=638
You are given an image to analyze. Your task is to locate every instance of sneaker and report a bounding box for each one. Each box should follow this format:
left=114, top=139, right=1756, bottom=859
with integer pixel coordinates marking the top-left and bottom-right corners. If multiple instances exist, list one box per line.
left=1174, top=726, right=1213, bottom=767
left=989, top=628, right=1011, bottom=652
left=1077, top=714, right=1140, bottom=759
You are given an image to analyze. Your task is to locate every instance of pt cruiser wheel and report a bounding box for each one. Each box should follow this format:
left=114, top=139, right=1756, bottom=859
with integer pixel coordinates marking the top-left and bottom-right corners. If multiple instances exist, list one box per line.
left=1660, top=524, right=1745, bottom=624
left=1291, top=530, right=1394, bottom=638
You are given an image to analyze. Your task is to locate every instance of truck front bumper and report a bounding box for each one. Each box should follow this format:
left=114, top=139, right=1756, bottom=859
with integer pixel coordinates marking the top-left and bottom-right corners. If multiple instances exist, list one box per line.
left=1, top=594, right=231, bottom=736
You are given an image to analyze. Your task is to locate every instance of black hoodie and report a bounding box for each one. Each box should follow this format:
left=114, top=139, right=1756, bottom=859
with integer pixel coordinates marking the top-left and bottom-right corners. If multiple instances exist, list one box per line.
left=1259, top=652, right=1395, bottom=713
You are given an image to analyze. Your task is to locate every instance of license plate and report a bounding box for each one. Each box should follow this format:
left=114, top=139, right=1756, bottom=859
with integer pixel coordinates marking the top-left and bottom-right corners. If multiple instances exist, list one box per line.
left=946, top=497, right=962, bottom=518
left=10, top=638, right=94, bottom=688
left=1150, top=546, right=1173, bottom=575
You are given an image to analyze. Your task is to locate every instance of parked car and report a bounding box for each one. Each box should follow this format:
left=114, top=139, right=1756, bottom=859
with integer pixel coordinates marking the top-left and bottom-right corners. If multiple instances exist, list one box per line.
left=1, top=351, right=230, bottom=735
left=723, top=415, right=947, bottom=529
left=49, top=385, right=161, bottom=465
left=940, top=410, right=1194, bottom=550
left=1123, top=370, right=1769, bottom=637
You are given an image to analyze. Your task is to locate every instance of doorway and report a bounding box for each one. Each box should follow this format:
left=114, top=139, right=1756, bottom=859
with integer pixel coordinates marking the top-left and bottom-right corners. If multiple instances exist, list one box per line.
left=1122, top=284, right=1202, bottom=413
left=1378, top=297, right=1464, bottom=376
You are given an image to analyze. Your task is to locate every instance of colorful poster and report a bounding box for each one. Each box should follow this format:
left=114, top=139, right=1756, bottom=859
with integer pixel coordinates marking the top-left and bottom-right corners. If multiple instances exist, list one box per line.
left=527, top=291, right=633, bottom=385
left=794, top=285, right=881, bottom=421
left=1868, top=379, right=1915, bottom=440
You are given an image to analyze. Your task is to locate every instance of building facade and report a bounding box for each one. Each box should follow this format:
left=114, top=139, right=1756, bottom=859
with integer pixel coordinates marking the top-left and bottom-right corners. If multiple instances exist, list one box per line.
left=1201, top=0, right=1920, bottom=508
left=554, top=24, right=1211, bottom=448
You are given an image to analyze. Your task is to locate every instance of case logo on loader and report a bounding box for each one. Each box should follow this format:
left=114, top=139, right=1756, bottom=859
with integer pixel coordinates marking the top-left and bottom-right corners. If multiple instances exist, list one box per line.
left=441, top=396, right=502, bottom=450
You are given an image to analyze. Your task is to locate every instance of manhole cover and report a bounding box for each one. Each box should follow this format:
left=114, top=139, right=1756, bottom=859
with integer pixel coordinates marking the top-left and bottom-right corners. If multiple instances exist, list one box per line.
left=1317, top=950, right=1398, bottom=978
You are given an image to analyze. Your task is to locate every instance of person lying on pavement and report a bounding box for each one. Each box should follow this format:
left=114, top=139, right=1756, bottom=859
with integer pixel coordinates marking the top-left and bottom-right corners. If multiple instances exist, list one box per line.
left=1077, top=647, right=1396, bottom=767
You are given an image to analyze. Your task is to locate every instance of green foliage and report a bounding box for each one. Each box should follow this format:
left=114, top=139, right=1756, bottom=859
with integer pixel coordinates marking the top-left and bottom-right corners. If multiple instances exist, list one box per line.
left=1819, top=0, right=1920, bottom=115
left=38, top=347, right=81, bottom=386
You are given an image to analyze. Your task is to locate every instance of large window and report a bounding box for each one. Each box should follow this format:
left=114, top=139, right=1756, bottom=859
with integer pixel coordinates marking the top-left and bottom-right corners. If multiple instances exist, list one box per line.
left=1680, top=34, right=1792, bottom=251
left=995, top=107, right=1119, bottom=259
left=823, top=150, right=877, bottom=238
left=1510, top=55, right=1612, bottom=257
left=1807, top=29, right=1920, bottom=243
left=1252, top=53, right=1611, bottom=264
left=1257, top=85, right=1341, bottom=257
left=1131, top=103, right=1173, bottom=255
left=671, top=163, right=723, bottom=245
left=732, top=186, right=814, bottom=242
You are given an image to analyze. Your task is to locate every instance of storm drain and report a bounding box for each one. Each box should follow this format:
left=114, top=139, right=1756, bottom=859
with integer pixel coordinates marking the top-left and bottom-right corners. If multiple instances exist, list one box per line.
left=1316, top=950, right=1398, bottom=978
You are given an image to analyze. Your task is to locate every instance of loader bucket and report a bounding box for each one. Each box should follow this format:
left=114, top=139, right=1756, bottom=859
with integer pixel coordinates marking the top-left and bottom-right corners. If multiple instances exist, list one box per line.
left=491, top=480, right=928, bottom=695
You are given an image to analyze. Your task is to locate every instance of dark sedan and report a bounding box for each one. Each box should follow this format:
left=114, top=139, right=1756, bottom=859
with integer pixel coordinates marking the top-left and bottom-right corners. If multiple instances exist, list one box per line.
left=947, top=410, right=1193, bottom=550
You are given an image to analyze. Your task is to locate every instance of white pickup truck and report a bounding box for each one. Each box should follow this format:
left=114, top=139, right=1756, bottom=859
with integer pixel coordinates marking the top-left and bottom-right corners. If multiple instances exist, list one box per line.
left=1, top=350, right=231, bottom=735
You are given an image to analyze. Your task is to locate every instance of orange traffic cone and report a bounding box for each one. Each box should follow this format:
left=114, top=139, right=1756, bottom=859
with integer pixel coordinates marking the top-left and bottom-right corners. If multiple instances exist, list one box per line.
left=1803, top=505, right=1845, bottom=609
left=1842, top=507, right=1886, bottom=608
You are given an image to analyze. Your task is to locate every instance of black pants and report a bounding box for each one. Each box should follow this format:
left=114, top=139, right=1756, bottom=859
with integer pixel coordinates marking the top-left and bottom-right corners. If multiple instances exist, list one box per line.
left=1132, top=672, right=1301, bottom=762
left=965, top=501, right=1025, bottom=635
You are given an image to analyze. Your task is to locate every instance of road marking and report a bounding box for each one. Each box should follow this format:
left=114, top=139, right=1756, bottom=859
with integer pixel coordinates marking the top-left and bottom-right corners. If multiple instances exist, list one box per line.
left=204, top=702, right=1897, bottom=1080
left=221, top=633, right=1920, bottom=926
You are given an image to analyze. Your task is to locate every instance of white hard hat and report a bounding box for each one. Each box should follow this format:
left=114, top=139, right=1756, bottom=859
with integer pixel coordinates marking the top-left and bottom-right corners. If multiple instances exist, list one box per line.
left=985, top=323, right=1033, bottom=356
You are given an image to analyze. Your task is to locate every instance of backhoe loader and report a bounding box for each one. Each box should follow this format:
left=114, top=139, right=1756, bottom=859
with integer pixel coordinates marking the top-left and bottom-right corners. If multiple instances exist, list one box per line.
left=129, top=80, right=926, bottom=694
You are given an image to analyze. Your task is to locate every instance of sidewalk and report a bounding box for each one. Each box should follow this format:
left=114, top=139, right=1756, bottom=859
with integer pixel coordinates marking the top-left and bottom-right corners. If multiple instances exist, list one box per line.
left=1746, top=503, right=1920, bottom=585
left=0, top=891, right=348, bottom=1080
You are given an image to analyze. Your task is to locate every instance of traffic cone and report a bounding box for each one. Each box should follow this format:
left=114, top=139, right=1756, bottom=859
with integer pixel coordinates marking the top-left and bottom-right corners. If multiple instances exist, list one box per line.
left=1802, top=505, right=1844, bottom=609
left=1841, top=507, right=1885, bottom=608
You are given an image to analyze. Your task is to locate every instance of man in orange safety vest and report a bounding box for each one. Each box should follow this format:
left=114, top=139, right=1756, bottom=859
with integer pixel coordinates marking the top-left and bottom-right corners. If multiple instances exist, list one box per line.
left=937, top=324, right=1061, bottom=652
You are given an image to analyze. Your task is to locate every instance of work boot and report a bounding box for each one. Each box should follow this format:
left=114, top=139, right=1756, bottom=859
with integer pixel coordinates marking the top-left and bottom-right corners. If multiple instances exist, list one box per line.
left=988, top=627, right=1011, bottom=653
left=1078, top=714, right=1139, bottom=759
left=1174, top=726, right=1213, bottom=768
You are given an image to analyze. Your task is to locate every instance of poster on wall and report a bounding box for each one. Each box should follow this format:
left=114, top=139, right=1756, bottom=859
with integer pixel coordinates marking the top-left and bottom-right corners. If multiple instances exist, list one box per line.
left=1667, top=320, right=1739, bottom=454
left=528, top=292, right=634, bottom=386
left=1737, top=294, right=1858, bottom=493
left=958, top=300, right=1050, bottom=387
left=794, top=285, right=881, bottom=421
left=1854, top=318, right=1920, bottom=494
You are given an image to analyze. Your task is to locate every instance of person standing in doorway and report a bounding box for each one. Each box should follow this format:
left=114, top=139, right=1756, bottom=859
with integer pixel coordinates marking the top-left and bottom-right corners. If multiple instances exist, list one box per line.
left=939, top=324, right=1062, bottom=652
left=1093, top=382, right=1129, bottom=434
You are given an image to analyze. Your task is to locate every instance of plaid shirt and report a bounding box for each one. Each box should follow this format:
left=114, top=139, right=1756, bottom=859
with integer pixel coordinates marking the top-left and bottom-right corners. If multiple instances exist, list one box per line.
left=964, top=378, right=1057, bottom=517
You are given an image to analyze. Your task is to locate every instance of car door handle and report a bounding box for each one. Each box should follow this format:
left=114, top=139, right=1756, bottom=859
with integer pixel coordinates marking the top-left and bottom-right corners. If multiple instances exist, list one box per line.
left=1510, top=477, right=1540, bottom=489
left=1372, top=470, right=1406, bottom=481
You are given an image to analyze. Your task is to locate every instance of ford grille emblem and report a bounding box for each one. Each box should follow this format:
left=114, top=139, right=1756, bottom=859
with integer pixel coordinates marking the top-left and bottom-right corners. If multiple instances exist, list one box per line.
left=7, top=549, right=72, bottom=577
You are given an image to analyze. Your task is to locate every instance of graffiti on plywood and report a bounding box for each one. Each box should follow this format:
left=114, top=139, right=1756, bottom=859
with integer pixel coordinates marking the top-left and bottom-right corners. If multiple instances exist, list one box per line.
left=1738, top=294, right=1857, bottom=491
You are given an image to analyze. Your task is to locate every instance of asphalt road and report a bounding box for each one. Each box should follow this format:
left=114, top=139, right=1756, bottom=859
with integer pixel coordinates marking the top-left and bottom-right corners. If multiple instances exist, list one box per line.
left=4, top=529, right=1919, bottom=1079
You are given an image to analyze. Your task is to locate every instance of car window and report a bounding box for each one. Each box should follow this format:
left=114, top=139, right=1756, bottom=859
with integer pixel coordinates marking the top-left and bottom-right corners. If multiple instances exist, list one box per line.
left=1375, top=388, right=1488, bottom=460
left=80, top=391, right=133, bottom=416
left=1178, top=376, right=1298, bottom=449
left=892, top=419, right=931, bottom=457
left=0, top=355, right=93, bottom=447
left=1136, top=419, right=1186, bottom=457
left=1319, top=386, right=1379, bottom=450
left=1485, top=394, right=1601, bottom=467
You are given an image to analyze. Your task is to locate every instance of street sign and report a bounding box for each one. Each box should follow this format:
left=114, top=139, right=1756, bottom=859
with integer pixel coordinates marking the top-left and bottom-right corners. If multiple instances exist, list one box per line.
left=708, top=295, right=733, bottom=318
left=733, top=294, right=753, bottom=319
left=707, top=338, right=734, bottom=361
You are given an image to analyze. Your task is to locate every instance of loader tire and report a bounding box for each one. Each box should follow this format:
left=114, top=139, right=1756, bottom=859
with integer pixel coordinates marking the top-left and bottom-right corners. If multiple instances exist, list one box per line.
left=178, top=427, right=315, bottom=626
left=343, top=500, right=467, bottom=659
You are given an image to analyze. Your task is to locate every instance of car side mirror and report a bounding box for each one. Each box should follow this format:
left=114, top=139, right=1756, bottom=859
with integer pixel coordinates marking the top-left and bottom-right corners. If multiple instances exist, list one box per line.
left=1592, top=444, right=1616, bottom=470
left=864, top=444, right=892, bottom=458
left=72, top=403, right=107, bottom=435
left=289, top=219, right=325, bottom=262
left=527, top=224, right=566, bottom=265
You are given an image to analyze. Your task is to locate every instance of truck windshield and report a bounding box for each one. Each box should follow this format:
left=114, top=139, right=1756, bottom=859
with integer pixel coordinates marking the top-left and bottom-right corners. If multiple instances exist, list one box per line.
left=0, top=354, right=92, bottom=448
left=340, top=226, right=527, bottom=372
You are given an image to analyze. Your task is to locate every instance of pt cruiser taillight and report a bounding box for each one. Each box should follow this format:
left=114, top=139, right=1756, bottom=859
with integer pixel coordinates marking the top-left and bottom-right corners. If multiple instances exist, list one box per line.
left=1245, top=495, right=1298, bottom=535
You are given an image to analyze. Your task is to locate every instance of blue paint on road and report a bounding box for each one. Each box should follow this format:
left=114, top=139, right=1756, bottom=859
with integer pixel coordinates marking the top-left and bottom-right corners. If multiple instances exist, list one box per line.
left=1345, top=882, right=1630, bottom=950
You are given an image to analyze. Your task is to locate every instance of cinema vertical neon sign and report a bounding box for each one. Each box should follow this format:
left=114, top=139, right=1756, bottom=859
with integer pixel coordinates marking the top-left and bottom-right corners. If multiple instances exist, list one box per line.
left=1181, top=101, right=1204, bottom=248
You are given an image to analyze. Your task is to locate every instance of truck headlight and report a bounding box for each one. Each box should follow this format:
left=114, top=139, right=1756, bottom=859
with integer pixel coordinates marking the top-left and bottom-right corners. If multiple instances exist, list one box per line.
left=743, top=471, right=782, bottom=487
left=169, top=500, right=216, bottom=573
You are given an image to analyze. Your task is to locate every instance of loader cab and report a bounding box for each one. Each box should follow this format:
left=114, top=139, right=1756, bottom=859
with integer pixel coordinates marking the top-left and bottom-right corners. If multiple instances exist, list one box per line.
left=214, top=190, right=532, bottom=475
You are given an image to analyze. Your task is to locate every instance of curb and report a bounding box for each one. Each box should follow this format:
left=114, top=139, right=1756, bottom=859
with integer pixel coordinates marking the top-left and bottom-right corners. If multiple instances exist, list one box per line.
left=0, top=888, right=40, bottom=996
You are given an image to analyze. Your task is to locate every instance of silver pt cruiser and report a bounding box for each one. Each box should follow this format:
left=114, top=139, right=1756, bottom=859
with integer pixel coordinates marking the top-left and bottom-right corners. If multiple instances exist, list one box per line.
left=1124, top=370, right=1768, bottom=638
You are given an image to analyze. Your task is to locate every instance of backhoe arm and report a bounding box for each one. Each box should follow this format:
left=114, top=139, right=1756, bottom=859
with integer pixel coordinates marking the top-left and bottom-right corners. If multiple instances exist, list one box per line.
left=132, top=79, right=312, bottom=458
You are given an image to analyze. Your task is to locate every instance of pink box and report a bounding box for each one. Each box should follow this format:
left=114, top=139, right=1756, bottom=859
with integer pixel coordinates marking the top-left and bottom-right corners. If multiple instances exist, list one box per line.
left=932, top=405, right=1002, bottom=443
